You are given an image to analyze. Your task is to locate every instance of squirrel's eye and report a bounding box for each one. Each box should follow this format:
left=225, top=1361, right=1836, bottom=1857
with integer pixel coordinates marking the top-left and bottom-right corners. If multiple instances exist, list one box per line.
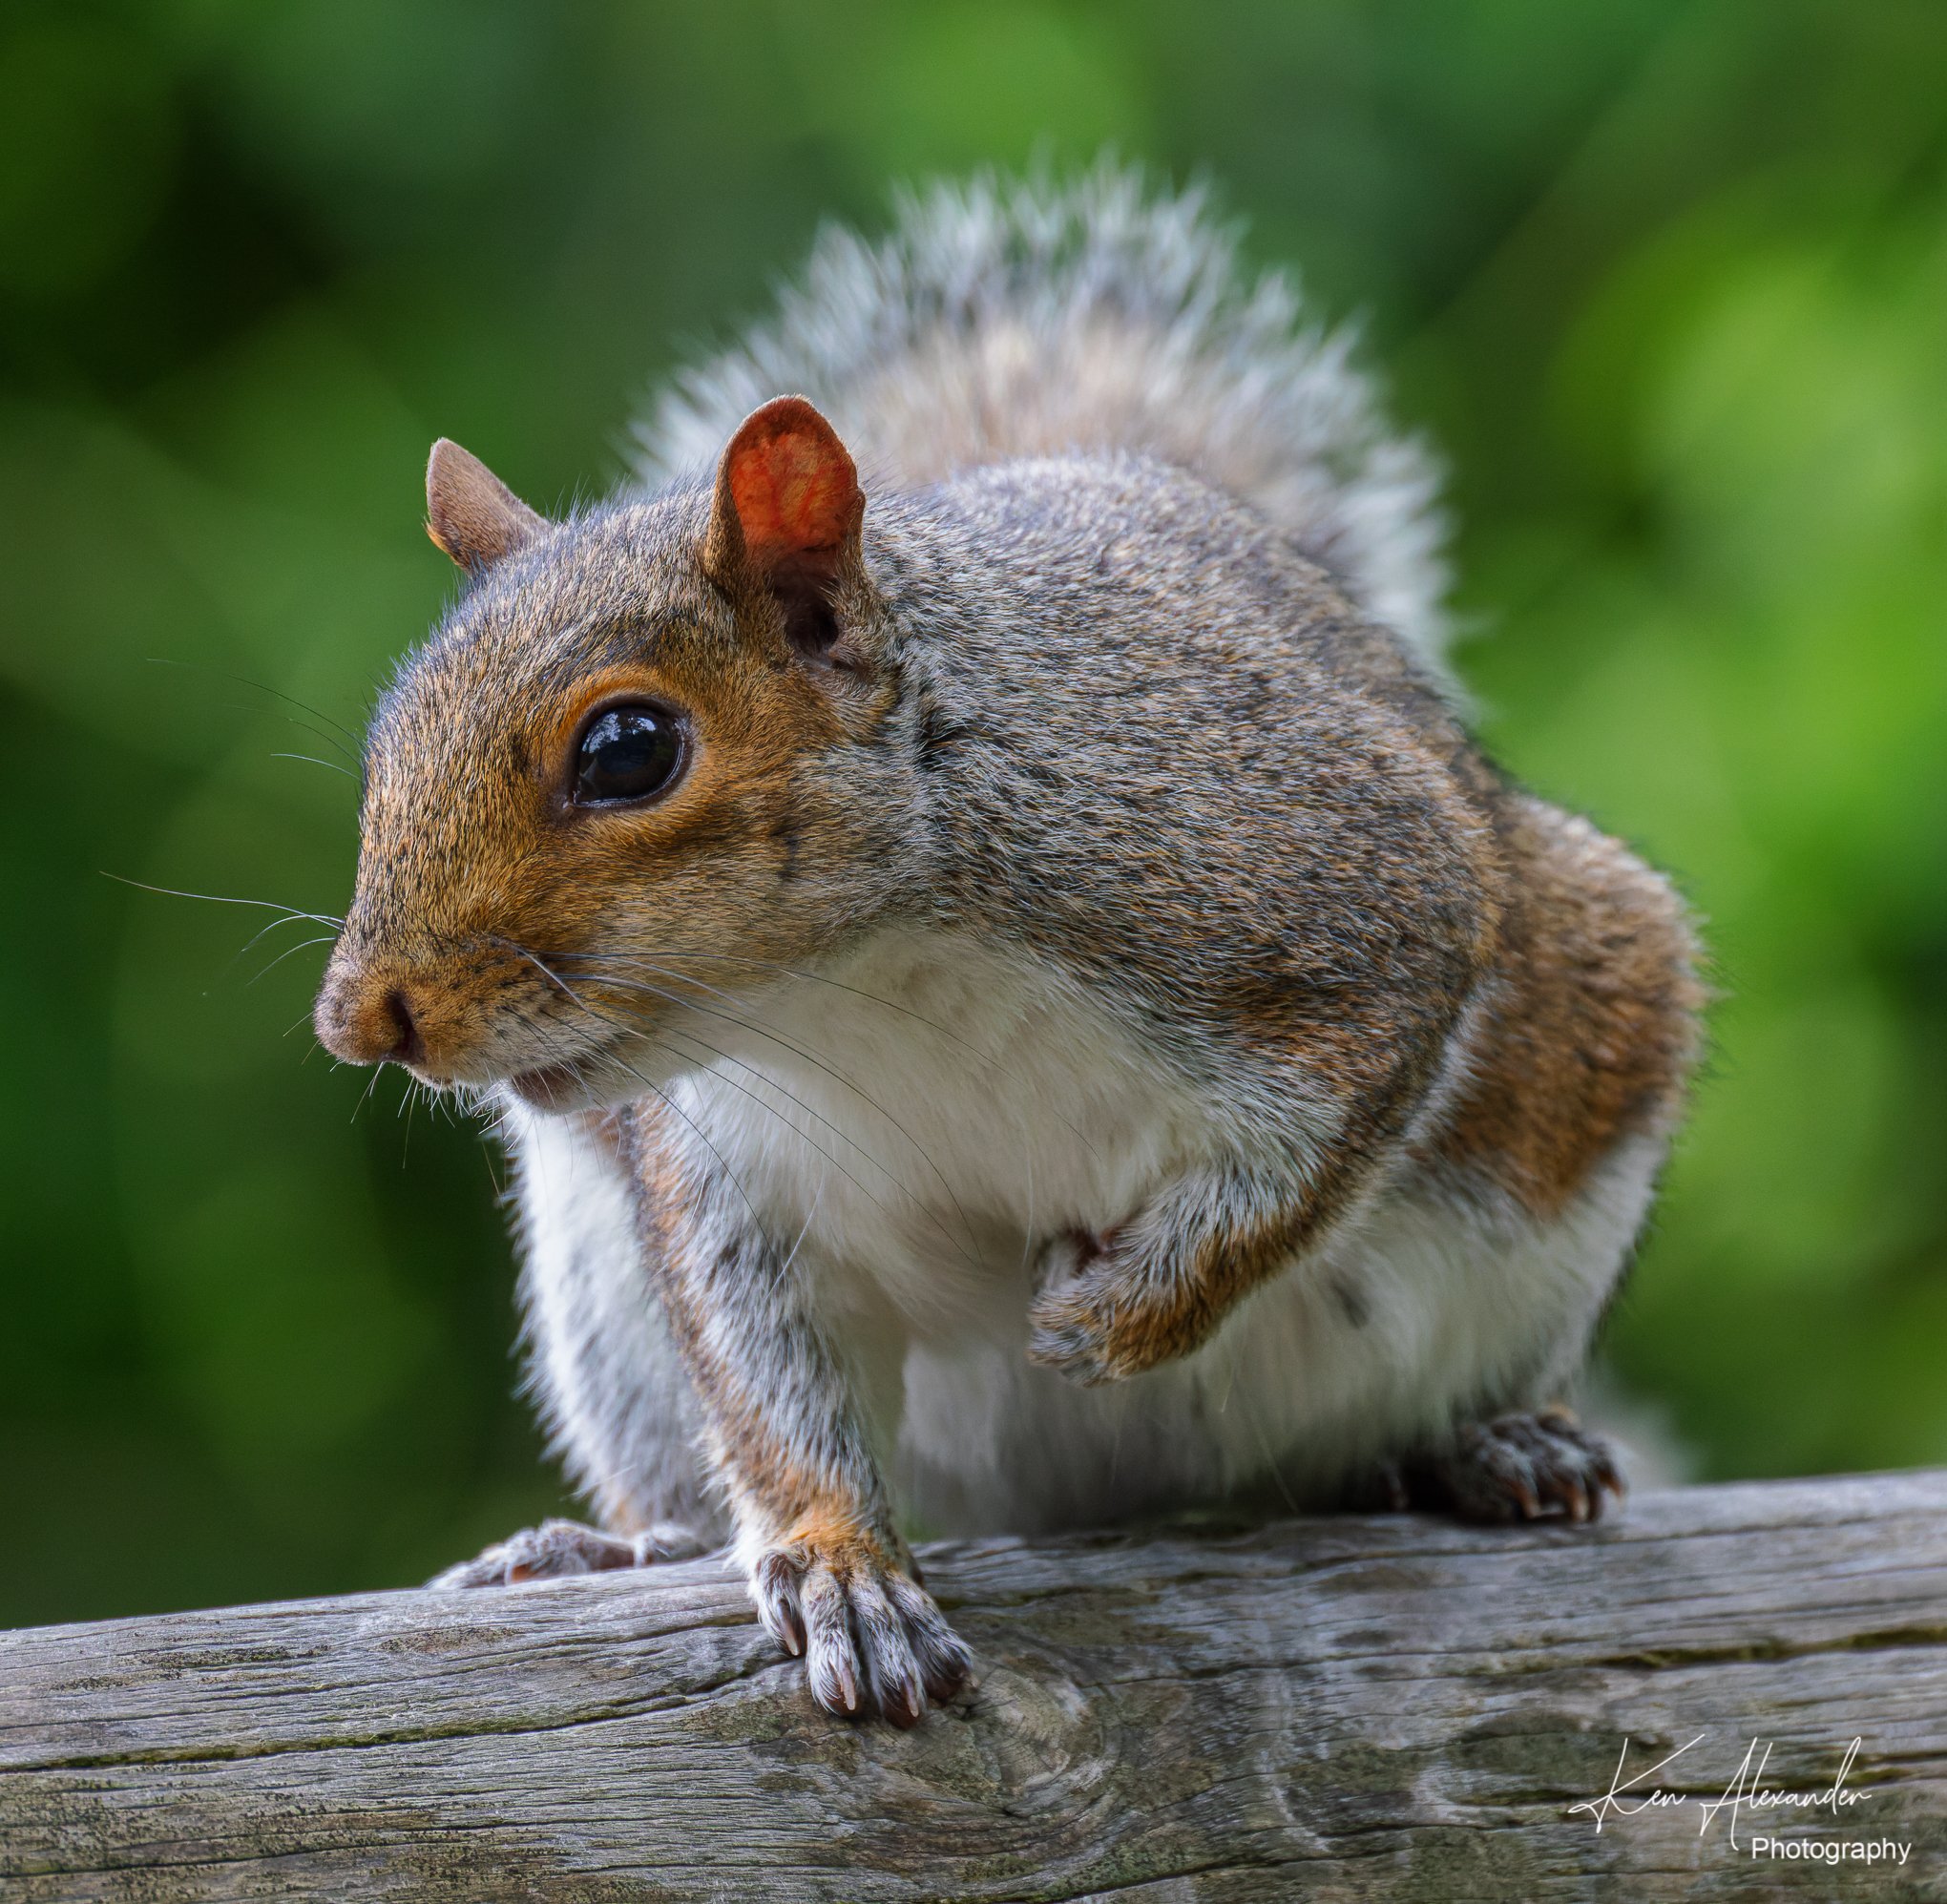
left=573, top=704, right=685, bottom=806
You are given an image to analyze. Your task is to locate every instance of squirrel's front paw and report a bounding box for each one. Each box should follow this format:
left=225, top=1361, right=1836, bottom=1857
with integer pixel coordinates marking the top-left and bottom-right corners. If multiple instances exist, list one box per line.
left=750, top=1527, right=972, bottom=1726
left=1028, top=1226, right=1183, bottom=1386
left=429, top=1517, right=710, bottom=1588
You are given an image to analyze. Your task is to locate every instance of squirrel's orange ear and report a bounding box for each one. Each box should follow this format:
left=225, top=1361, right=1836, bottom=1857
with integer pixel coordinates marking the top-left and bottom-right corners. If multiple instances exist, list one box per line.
left=426, top=439, right=547, bottom=575
left=703, top=397, right=864, bottom=655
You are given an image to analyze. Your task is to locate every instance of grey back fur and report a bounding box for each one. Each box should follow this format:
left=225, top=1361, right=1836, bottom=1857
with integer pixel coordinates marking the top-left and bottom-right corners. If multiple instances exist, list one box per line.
left=632, top=165, right=1451, bottom=669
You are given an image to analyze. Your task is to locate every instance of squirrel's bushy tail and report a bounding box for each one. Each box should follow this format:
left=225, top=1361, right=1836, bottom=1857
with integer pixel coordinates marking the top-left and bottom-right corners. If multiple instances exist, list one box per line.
left=634, top=165, right=1449, bottom=662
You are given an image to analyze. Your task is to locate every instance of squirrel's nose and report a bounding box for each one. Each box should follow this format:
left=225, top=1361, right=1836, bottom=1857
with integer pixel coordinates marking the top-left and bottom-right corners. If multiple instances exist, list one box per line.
left=315, top=960, right=429, bottom=1068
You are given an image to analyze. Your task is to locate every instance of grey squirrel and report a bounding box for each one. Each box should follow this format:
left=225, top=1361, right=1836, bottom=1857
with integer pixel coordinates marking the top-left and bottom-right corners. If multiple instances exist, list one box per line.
left=313, top=170, right=1703, bottom=1726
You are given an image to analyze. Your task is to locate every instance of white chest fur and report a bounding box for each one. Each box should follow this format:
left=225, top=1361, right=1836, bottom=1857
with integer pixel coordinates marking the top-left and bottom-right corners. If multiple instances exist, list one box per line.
left=663, top=929, right=1207, bottom=1341
left=577, top=928, right=1662, bottom=1536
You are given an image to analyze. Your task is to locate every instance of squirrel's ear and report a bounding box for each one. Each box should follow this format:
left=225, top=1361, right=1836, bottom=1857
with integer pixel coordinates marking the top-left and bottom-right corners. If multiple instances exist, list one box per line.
left=426, top=439, right=547, bottom=575
left=703, top=396, right=864, bottom=655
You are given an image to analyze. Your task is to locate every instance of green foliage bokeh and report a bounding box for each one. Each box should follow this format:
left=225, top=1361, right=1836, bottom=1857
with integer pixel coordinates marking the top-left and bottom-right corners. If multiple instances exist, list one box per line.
left=2, top=0, right=1942, bottom=1625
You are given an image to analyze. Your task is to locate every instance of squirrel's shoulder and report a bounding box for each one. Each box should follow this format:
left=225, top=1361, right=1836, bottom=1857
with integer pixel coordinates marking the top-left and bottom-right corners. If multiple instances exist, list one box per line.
left=889, top=450, right=1275, bottom=554
left=873, top=451, right=1458, bottom=734
left=875, top=450, right=1344, bottom=638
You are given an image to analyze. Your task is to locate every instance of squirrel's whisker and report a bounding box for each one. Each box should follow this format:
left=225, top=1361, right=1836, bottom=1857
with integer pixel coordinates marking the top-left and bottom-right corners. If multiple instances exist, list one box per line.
left=648, top=1022, right=986, bottom=1287
left=270, top=751, right=359, bottom=779
left=246, top=934, right=336, bottom=987
left=573, top=973, right=932, bottom=1201
left=400, top=1078, right=422, bottom=1171
left=236, top=910, right=339, bottom=962
left=103, top=872, right=344, bottom=931
left=147, top=656, right=363, bottom=760
left=555, top=958, right=985, bottom=1269
left=559, top=938, right=1104, bottom=1163
left=349, top=1062, right=386, bottom=1125
left=549, top=971, right=985, bottom=1280
left=502, top=949, right=786, bottom=1266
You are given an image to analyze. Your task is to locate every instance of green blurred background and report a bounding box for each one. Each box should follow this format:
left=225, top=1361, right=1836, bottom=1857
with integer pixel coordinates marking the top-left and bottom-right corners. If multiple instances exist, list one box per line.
left=3, top=0, right=1943, bottom=1628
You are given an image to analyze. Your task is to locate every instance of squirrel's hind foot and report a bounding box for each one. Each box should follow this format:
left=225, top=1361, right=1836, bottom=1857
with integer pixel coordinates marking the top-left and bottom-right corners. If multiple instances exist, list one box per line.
left=1360, top=1408, right=1624, bottom=1525
left=428, top=1517, right=712, bottom=1589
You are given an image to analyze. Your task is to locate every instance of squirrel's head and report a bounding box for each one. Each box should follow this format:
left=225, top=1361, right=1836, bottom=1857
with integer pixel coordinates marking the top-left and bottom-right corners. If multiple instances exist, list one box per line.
left=314, top=396, right=905, bottom=1111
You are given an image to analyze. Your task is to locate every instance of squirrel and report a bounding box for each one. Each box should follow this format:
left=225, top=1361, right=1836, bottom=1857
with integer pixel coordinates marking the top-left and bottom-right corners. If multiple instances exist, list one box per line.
left=313, top=170, right=1703, bottom=1726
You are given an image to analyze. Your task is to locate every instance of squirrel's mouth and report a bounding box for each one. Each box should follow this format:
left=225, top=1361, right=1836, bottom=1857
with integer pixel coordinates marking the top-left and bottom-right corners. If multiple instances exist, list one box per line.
left=507, top=1049, right=617, bottom=1113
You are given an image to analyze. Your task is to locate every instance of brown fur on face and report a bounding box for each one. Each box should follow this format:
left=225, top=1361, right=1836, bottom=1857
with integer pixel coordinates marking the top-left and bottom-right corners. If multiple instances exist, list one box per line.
left=315, top=477, right=906, bottom=1102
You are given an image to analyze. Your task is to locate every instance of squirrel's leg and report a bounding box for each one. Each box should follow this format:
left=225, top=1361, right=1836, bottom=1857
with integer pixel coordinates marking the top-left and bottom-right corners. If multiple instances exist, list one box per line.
left=1029, top=1149, right=1373, bottom=1388
left=1028, top=1021, right=1438, bottom=1388
left=432, top=1101, right=722, bottom=1589
left=630, top=1102, right=972, bottom=1726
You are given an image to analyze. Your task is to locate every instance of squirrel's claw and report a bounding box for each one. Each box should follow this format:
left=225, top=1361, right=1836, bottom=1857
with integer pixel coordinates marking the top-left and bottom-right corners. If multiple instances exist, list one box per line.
left=751, top=1538, right=971, bottom=1726
left=428, top=1517, right=710, bottom=1589
left=1394, top=1409, right=1626, bottom=1526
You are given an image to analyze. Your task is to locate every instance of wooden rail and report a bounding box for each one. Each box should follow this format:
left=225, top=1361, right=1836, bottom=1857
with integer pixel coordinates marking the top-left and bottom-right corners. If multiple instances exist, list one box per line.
left=5, top=1473, right=1946, bottom=1900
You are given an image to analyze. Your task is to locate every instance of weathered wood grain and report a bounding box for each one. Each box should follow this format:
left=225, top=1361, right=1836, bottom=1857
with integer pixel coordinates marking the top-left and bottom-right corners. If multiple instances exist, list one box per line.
left=4, top=1473, right=1946, bottom=1901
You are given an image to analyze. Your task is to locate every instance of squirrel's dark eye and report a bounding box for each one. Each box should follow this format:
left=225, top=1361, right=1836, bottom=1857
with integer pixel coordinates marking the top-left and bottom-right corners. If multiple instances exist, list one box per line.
left=573, top=704, right=685, bottom=806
